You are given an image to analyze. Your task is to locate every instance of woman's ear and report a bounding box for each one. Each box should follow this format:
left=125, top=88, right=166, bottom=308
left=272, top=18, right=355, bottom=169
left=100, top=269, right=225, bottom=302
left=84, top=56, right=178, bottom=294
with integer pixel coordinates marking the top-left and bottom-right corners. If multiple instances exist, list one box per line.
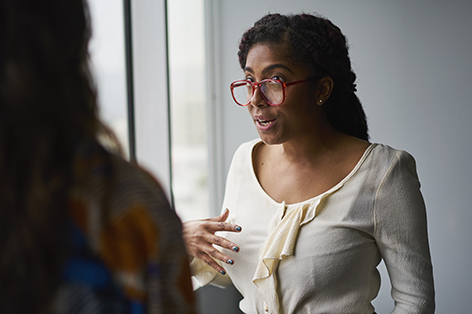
left=317, top=76, right=334, bottom=105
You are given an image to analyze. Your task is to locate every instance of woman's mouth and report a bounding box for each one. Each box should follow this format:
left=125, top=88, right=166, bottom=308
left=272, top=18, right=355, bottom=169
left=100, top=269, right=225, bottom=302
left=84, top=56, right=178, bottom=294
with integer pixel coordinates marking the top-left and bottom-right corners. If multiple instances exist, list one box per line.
left=255, top=118, right=276, bottom=131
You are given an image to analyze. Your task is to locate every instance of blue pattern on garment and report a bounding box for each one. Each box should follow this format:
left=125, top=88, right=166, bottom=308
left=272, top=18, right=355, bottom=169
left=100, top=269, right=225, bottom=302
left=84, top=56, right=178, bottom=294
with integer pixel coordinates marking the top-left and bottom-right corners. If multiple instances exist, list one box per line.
left=53, top=223, right=146, bottom=314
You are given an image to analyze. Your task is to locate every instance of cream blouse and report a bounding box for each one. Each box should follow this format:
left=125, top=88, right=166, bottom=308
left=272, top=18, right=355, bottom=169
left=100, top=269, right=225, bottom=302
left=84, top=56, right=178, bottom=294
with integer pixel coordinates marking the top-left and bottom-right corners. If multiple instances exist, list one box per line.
left=191, top=139, right=435, bottom=314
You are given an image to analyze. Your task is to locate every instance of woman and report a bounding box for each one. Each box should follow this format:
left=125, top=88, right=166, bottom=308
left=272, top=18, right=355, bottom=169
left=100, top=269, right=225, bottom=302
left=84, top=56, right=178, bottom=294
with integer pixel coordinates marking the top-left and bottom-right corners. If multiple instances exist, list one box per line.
left=184, top=13, right=435, bottom=313
left=0, top=0, right=195, bottom=313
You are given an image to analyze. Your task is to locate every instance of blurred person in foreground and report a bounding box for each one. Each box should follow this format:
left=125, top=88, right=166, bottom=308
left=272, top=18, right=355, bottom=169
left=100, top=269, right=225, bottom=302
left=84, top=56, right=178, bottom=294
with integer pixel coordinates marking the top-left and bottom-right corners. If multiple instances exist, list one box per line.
left=0, top=0, right=196, bottom=313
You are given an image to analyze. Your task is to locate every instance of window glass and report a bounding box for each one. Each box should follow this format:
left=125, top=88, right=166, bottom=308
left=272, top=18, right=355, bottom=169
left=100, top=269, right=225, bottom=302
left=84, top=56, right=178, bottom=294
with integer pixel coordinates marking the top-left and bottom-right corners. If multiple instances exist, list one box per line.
left=88, top=0, right=129, bottom=157
left=168, top=0, right=209, bottom=221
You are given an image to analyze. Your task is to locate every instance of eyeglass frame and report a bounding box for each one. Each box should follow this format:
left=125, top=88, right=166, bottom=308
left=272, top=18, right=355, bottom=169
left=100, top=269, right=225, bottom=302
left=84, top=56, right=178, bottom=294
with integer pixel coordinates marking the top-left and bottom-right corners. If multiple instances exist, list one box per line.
left=229, top=76, right=321, bottom=106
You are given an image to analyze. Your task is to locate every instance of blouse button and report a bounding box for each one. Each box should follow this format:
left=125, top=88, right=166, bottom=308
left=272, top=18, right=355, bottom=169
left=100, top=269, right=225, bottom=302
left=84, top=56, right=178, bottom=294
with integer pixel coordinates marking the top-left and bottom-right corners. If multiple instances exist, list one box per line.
left=264, top=305, right=269, bottom=312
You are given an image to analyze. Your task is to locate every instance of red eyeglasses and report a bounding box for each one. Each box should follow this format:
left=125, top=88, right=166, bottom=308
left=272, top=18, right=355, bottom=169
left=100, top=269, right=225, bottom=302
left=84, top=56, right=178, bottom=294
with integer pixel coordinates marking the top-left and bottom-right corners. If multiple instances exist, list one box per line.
left=230, top=77, right=319, bottom=106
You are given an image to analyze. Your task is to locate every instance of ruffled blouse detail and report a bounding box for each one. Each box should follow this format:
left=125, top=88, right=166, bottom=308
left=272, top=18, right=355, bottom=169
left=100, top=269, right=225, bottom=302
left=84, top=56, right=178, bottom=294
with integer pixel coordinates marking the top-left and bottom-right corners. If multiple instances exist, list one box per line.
left=251, top=144, right=377, bottom=313
left=252, top=191, right=338, bottom=313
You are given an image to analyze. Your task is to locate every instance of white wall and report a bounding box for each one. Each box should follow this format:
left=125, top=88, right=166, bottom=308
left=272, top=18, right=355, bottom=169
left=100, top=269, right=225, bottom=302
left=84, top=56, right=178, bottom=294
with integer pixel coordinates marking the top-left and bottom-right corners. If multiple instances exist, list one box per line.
left=206, top=0, right=472, bottom=313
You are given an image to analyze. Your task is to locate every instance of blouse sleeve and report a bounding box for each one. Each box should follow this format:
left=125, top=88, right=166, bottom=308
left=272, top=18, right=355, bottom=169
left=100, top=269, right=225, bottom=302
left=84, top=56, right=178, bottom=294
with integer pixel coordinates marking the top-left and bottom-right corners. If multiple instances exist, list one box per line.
left=373, top=150, right=435, bottom=313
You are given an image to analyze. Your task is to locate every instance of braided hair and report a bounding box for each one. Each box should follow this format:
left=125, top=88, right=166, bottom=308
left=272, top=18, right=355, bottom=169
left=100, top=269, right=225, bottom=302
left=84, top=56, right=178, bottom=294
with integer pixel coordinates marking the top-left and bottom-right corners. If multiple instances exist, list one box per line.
left=238, top=13, right=369, bottom=140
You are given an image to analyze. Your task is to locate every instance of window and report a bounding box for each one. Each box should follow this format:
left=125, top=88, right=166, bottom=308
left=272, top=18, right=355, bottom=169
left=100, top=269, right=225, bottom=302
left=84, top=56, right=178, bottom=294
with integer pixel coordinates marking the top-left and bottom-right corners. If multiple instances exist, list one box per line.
left=88, top=0, right=129, bottom=157
left=168, top=0, right=209, bottom=221
left=89, top=0, right=211, bottom=220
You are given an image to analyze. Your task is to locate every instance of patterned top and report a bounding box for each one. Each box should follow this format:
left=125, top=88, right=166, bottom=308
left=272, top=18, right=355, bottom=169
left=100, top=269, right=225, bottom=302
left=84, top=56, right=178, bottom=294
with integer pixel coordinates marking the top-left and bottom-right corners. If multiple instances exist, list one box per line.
left=52, top=142, right=196, bottom=314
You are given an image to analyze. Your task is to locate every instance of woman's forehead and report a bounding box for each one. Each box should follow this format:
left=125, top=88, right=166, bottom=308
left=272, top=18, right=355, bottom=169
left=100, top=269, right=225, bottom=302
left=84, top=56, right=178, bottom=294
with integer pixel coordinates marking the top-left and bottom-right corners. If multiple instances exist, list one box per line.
left=245, top=44, right=307, bottom=75
left=246, top=44, right=290, bottom=66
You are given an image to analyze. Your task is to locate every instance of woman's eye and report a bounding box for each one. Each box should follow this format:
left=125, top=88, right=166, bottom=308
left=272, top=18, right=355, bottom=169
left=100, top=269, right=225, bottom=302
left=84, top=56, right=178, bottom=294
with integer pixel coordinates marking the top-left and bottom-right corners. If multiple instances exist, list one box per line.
left=271, top=76, right=283, bottom=82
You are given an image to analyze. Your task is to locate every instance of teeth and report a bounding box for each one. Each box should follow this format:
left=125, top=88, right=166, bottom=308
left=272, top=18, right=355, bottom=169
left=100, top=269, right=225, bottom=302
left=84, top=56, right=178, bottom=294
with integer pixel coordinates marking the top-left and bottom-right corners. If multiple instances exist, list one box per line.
left=258, top=119, right=271, bottom=126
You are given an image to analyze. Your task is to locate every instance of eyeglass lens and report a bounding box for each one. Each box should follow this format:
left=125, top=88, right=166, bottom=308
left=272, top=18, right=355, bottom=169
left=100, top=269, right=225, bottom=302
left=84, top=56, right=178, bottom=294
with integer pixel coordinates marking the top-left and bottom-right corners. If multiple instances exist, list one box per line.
left=233, top=80, right=284, bottom=106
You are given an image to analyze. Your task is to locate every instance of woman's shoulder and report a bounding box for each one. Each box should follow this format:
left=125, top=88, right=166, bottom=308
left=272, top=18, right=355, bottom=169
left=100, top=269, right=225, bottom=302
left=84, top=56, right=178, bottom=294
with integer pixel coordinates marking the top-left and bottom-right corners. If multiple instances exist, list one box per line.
left=109, top=153, right=176, bottom=216
left=367, top=143, right=419, bottom=180
left=72, top=143, right=180, bottom=230
left=370, top=143, right=417, bottom=164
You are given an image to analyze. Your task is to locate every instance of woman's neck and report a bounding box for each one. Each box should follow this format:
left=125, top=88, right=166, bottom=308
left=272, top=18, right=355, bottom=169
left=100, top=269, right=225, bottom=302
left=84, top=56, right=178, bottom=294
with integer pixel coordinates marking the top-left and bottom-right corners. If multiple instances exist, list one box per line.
left=276, top=125, right=347, bottom=165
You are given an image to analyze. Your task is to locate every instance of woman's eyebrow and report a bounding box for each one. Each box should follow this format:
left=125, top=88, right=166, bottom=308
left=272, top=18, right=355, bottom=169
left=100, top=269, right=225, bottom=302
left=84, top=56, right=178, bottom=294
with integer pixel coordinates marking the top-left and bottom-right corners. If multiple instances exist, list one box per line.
left=262, top=64, right=293, bottom=74
left=244, top=66, right=255, bottom=74
left=244, top=64, right=293, bottom=75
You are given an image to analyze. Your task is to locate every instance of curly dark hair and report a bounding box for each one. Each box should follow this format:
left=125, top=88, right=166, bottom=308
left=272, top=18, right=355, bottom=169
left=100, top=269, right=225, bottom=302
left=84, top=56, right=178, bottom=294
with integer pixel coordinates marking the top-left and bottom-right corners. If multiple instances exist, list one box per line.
left=238, top=13, right=369, bottom=140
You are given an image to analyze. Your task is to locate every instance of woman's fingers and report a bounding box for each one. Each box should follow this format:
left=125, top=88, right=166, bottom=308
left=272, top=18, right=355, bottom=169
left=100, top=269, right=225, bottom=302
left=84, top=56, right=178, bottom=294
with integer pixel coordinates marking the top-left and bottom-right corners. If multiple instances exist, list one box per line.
left=215, top=208, right=230, bottom=222
left=203, top=220, right=242, bottom=235
left=210, top=233, right=240, bottom=253
left=191, top=229, right=240, bottom=255
left=205, top=209, right=243, bottom=233
left=195, top=241, right=236, bottom=275
left=182, top=208, right=242, bottom=273
left=197, top=252, right=229, bottom=275
left=196, top=242, right=235, bottom=265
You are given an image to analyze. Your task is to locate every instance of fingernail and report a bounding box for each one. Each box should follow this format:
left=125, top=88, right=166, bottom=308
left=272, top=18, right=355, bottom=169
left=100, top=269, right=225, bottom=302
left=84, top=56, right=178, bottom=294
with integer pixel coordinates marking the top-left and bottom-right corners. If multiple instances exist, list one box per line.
left=227, top=259, right=234, bottom=265
left=220, top=270, right=226, bottom=275
left=235, top=226, right=242, bottom=232
left=232, top=246, right=239, bottom=252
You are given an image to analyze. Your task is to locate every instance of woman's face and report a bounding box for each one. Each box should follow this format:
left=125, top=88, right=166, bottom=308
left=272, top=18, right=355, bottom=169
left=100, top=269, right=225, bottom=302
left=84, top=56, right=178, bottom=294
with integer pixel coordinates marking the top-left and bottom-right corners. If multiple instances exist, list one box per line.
left=244, top=44, right=322, bottom=145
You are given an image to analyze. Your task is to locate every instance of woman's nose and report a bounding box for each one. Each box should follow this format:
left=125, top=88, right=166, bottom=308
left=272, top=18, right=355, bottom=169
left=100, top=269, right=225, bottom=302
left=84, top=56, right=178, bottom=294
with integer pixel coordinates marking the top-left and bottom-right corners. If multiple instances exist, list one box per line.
left=250, top=85, right=267, bottom=107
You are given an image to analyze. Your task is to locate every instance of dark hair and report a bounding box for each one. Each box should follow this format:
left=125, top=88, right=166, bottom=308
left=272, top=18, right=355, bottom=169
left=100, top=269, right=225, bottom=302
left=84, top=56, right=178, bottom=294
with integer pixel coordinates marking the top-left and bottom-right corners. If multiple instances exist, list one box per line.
left=0, top=0, right=114, bottom=312
left=238, top=13, right=369, bottom=140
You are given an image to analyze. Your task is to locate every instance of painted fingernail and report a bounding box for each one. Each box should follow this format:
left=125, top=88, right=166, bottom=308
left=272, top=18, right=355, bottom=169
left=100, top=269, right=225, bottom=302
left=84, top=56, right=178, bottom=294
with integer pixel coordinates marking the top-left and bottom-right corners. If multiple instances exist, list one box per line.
left=232, top=246, right=239, bottom=252
left=220, top=270, right=226, bottom=275
left=227, top=259, right=234, bottom=265
left=235, top=226, right=242, bottom=232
